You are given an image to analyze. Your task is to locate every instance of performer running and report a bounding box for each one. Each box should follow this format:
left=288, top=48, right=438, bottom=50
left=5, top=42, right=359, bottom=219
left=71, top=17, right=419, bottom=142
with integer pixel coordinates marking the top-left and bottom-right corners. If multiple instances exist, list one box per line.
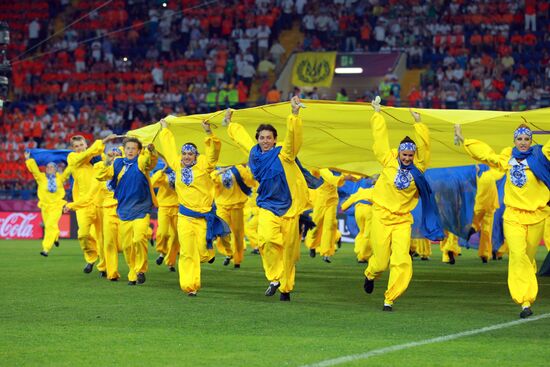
left=455, top=123, right=550, bottom=318
left=363, top=97, right=444, bottom=311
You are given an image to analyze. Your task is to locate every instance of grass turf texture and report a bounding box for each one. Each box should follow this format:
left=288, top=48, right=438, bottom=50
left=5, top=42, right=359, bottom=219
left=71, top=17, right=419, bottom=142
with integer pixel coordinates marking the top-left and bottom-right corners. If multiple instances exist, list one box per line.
left=0, top=240, right=548, bottom=367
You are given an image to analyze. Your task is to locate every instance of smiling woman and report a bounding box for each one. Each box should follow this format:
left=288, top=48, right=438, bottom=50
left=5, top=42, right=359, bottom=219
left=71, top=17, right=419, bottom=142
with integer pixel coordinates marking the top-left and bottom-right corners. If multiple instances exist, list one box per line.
left=456, top=123, right=550, bottom=319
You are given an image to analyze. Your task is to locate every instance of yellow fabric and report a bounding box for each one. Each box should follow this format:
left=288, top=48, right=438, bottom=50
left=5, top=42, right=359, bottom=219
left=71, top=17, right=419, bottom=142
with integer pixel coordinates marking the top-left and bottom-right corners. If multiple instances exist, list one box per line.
left=257, top=208, right=301, bottom=293
left=102, top=205, right=120, bottom=280
left=227, top=114, right=311, bottom=218
left=305, top=169, right=344, bottom=256
left=25, top=158, right=70, bottom=208
left=464, top=139, right=550, bottom=224
left=25, top=158, right=70, bottom=252
left=177, top=214, right=215, bottom=293
left=354, top=204, right=373, bottom=261
left=119, top=215, right=150, bottom=282
left=244, top=192, right=259, bottom=249
left=341, top=187, right=373, bottom=211
left=370, top=112, right=429, bottom=215
left=545, top=217, right=550, bottom=252
left=151, top=170, right=179, bottom=207
left=504, top=219, right=545, bottom=307
left=127, top=102, right=550, bottom=176
left=211, top=165, right=256, bottom=208
left=411, top=238, right=431, bottom=258
left=365, top=205, right=413, bottom=305
left=440, top=232, right=462, bottom=263
left=156, top=206, right=179, bottom=267
left=95, top=206, right=106, bottom=272
left=216, top=206, right=244, bottom=264
left=473, top=211, right=495, bottom=260
left=67, top=140, right=104, bottom=202
left=291, top=52, right=337, bottom=87
left=75, top=205, right=99, bottom=264
left=474, top=168, right=504, bottom=213
left=305, top=203, right=338, bottom=256
left=158, top=128, right=220, bottom=213
left=39, top=205, right=63, bottom=253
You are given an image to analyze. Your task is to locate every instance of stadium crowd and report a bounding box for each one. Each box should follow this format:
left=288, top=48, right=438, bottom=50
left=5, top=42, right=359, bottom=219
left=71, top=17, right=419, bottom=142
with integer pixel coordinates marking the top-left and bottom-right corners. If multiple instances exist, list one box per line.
left=1, top=0, right=549, bottom=196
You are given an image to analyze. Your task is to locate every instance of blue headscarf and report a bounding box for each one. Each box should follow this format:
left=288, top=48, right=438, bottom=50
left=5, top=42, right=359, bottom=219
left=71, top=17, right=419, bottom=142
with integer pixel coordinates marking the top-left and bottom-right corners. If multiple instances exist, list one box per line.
left=399, top=159, right=445, bottom=241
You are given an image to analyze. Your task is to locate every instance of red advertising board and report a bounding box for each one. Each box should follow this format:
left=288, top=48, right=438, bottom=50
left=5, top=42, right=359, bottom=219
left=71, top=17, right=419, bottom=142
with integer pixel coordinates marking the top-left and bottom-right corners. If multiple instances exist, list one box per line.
left=0, top=212, right=71, bottom=240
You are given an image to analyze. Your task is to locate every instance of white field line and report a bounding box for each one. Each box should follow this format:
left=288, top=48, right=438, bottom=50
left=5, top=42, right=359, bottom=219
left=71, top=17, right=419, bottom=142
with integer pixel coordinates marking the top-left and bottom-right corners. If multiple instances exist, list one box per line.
left=300, top=313, right=550, bottom=367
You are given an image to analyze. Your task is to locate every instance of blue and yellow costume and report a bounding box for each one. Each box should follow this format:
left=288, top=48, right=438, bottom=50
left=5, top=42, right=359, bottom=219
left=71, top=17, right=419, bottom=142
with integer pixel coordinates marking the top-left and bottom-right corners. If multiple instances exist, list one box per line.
left=159, top=127, right=226, bottom=295
left=228, top=114, right=310, bottom=297
left=211, top=165, right=256, bottom=266
left=25, top=158, right=71, bottom=254
left=67, top=140, right=104, bottom=266
left=305, top=169, right=345, bottom=259
left=97, top=145, right=158, bottom=283
left=341, top=187, right=374, bottom=262
left=464, top=132, right=550, bottom=313
left=365, top=112, right=442, bottom=308
left=151, top=167, right=179, bottom=269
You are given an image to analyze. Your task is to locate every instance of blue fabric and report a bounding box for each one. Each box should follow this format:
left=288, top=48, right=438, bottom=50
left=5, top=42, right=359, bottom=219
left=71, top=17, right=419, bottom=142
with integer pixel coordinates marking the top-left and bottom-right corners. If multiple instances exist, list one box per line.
left=295, top=157, right=324, bottom=189
left=400, top=161, right=445, bottom=241
left=89, top=155, right=102, bottom=165
left=249, top=145, right=292, bottom=216
left=221, top=169, right=233, bottom=189
left=514, top=145, right=550, bottom=189
left=299, top=209, right=316, bottom=238
left=165, top=167, right=176, bottom=190
left=178, top=204, right=231, bottom=249
left=27, top=149, right=71, bottom=166
left=111, top=157, right=153, bottom=221
left=230, top=166, right=252, bottom=196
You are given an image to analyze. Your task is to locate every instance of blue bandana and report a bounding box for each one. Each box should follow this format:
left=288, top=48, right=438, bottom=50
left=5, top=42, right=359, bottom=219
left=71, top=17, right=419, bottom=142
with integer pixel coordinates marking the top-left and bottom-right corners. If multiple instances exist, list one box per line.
left=181, top=144, right=199, bottom=155
left=398, top=142, right=417, bottom=152
left=514, top=127, right=532, bottom=139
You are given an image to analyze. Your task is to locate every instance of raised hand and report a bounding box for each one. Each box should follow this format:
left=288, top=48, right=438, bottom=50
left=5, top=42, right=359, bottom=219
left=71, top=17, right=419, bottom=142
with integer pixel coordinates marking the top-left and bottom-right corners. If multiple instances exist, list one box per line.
left=454, top=124, right=464, bottom=146
left=409, top=108, right=421, bottom=123
left=202, top=120, right=212, bottom=135
left=372, top=96, right=381, bottom=112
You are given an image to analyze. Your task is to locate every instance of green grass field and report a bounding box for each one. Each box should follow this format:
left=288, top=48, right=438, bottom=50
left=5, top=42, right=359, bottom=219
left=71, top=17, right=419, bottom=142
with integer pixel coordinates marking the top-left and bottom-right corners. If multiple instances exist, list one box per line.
left=1, top=239, right=548, bottom=366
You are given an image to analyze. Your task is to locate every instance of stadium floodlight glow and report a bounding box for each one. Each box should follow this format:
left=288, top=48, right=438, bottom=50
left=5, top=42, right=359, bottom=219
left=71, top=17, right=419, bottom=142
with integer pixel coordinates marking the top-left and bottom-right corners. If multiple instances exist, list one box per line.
left=334, top=67, right=363, bottom=74
left=123, top=57, right=128, bottom=62
left=162, top=2, right=167, bottom=7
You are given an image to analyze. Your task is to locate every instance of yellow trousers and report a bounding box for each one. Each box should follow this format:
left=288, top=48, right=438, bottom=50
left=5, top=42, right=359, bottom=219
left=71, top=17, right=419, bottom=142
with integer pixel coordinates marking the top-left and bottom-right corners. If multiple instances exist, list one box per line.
left=217, top=206, right=244, bottom=265
left=119, top=215, right=150, bottom=282
left=258, top=208, right=301, bottom=293
left=156, top=206, right=179, bottom=267
left=75, top=205, right=99, bottom=264
left=305, top=203, right=338, bottom=257
left=94, top=207, right=106, bottom=272
left=365, top=207, right=412, bottom=305
left=40, top=203, right=64, bottom=253
left=102, top=206, right=120, bottom=280
left=177, top=214, right=215, bottom=293
left=504, top=219, right=545, bottom=307
left=244, top=209, right=259, bottom=249
left=411, top=238, right=431, bottom=258
left=354, top=204, right=373, bottom=261
left=473, top=210, right=495, bottom=260
left=544, top=217, right=550, bottom=251
left=440, top=232, right=461, bottom=263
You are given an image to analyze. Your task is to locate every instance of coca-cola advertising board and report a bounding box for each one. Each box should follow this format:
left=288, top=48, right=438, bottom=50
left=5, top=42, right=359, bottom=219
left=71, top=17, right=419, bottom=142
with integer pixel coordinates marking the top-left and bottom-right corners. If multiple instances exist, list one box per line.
left=0, top=212, right=71, bottom=240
